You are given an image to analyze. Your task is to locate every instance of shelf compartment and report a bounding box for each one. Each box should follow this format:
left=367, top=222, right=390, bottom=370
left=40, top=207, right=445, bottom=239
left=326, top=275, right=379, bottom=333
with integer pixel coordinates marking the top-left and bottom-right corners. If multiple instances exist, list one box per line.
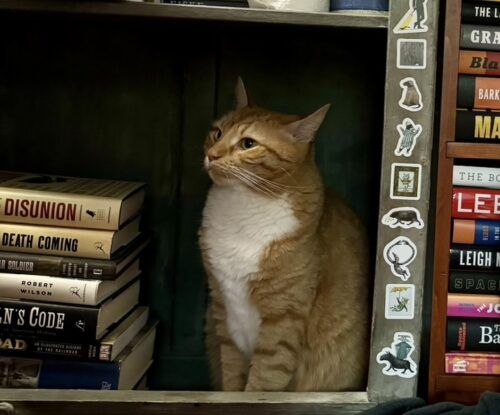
left=447, top=142, right=500, bottom=160
left=0, top=0, right=388, bottom=29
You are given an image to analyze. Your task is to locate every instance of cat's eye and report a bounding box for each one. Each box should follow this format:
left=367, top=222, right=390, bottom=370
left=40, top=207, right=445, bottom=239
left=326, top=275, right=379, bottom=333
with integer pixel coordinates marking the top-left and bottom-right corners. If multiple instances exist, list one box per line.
left=241, top=138, right=256, bottom=150
left=212, top=128, right=222, bottom=141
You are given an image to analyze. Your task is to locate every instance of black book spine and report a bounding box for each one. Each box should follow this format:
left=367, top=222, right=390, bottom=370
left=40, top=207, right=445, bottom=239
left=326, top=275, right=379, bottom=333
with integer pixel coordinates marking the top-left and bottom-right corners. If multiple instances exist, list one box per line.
left=455, top=110, right=500, bottom=142
left=447, top=318, right=500, bottom=352
left=449, top=271, right=500, bottom=295
left=0, top=251, right=117, bottom=279
left=0, top=299, right=98, bottom=342
left=461, top=25, right=500, bottom=52
left=450, top=245, right=500, bottom=272
left=462, top=2, right=500, bottom=25
left=0, top=335, right=113, bottom=361
left=457, top=75, right=476, bottom=109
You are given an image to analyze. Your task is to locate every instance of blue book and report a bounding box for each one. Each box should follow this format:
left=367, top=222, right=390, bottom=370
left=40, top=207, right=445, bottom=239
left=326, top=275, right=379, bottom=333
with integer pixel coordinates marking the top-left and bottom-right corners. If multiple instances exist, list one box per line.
left=453, top=219, right=500, bottom=246
left=330, top=0, right=388, bottom=11
left=0, top=322, right=156, bottom=390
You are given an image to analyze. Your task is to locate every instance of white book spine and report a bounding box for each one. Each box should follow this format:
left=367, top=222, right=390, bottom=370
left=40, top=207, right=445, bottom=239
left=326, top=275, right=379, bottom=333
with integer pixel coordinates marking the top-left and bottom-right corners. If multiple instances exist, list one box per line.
left=0, top=273, right=100, bottom=305
left=453, top=165, right=500, bottom=189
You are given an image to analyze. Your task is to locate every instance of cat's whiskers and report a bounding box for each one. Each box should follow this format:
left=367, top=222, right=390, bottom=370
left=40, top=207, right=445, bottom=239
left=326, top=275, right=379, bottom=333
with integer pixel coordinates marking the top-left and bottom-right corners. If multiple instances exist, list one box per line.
left=236, top=166, right=308, bottom=193
left=224, top=165, right=280, bottom=199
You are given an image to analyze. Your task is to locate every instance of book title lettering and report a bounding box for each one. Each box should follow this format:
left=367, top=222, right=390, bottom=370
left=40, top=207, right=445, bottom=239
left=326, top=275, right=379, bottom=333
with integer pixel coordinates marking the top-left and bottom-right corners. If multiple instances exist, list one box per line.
left=3, top=199, right=77, bottom=222
left=0, top=307, right=65, bottom=329
left=1, top=233, right=78, bottom=253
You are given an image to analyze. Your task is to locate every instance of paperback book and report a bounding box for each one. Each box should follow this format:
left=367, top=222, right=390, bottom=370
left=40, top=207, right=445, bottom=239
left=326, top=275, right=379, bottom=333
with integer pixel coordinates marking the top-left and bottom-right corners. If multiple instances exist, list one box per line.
left=455, top=109, right=500, bottom=142
left=458, top=75, right=500, bottom=110
left=449, top=271, right=500, bottom=295
left=453, top=165, right=500, bottom=190
left=462, top=1, right=500, bottom=25
left=450, top=245, right=500, bottom=272
left=445, top=352, right=500, bottom=375
left=447, top=318, right=500, bottom=352
left=452, top=219, right=500, bottom=246
left=452, top=187, right=500, bottom=220
left=459, top=50, right=500, bottom=76
left=461, top=24, right=500, bottom=52
left=447, top=293, right=500, bottom=318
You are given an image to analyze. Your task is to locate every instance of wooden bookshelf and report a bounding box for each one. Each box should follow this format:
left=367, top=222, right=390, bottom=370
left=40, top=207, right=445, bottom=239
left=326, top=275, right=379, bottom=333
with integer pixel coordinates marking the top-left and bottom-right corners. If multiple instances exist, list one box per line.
left=446, top=142, right=500, bottom=160
left=0, top=0, right=388, bottom=29
left=428, top=0, right=500, bottom=404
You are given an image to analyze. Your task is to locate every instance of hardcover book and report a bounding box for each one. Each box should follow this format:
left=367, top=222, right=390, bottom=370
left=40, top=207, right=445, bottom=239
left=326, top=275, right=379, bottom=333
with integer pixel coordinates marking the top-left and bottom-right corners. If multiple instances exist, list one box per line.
left=0, top=236, right=149, bottom=279
left=447, top=317, right=500, bottom=352
left=461, top=24, right=500, bottom=52
left=0, top=280, right=140, bottom=342
left=459, top=50, right=500, bottom=76
left=445, top=352, right=500, bottom=375
left=0, top=321, right=157, bottom=390
left=455, top=109, right=500, bottom=142
left=0, top=259, right=140, bottom=305
left=0, top=306, right=149, bottom=362
left=452, top=219, right=500, bottom=245
left=452, top=187, right=500, bottom=220
left=0, top=217, right=141, bottom=259
left=450, top=245, right=500, bottom=272
left=458, top=75, right=500, bottom=110
left=447, top=293, right=500, bottom=318
left=449, top=271, right=500, bottom=295
left=0, top=171, right=145, bottom=230
left=453, top=165, right=500, bottom=189
left=462, top=2, right=500, bottom=25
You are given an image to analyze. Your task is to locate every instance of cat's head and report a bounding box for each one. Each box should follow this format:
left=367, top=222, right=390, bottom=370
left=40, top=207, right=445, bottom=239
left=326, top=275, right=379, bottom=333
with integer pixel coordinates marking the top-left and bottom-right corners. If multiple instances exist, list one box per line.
left=203, top=78, right=330, bottom=191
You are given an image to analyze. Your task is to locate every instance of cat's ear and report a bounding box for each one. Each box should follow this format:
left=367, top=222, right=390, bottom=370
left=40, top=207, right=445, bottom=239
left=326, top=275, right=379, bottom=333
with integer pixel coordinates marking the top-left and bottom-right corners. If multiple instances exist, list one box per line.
left=285, top=104, right=331, bottom=143
left=235, top=77, right=253, bottom=109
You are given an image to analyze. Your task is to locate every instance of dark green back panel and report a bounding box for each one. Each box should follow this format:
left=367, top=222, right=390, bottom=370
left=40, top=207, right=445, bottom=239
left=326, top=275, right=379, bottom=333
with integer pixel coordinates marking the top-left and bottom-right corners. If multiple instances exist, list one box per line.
left=0, top=13, right=386, bottom=390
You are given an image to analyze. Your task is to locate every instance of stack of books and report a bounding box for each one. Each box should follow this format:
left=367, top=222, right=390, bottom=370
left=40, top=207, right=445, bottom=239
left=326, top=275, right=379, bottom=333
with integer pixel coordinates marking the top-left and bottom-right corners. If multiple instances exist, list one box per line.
left=443, top=0, right=500, bottom=376
left=0, top=171, right=156, bottom=389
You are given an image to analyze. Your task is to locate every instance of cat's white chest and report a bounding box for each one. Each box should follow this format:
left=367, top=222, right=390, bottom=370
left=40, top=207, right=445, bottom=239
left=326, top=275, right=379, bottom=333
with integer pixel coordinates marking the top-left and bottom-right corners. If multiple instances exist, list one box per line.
left=202, top=184, right=299, bottom=357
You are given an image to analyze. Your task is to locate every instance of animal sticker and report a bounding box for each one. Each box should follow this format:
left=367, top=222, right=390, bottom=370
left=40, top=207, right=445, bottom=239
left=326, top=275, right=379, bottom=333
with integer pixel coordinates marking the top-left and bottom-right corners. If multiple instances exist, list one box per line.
left=383, top=236, right=417, bottom=281
left=385, top=284, right=415, bottom=319
left=399, top=77, right=423, bottom=112
left=376, top=332, right=417, bottom=378
left=390, top=163, right=422, bottom=200
left=393, top=0, right=428, bottom=34
left=397, top=39, right=427, bottom=70
left=382, top=207, right=424, bottom=230
left=395, top=118, right=422, bottom=157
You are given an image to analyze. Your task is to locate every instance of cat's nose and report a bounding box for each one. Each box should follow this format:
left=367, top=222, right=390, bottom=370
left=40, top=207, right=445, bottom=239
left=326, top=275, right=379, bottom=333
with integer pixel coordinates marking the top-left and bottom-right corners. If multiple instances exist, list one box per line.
left=208, top=154, right=221, bottom=162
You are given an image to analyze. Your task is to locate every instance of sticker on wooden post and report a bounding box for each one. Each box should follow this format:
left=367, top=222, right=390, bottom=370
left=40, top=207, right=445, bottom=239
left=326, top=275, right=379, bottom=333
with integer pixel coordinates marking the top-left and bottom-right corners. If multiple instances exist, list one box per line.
left=383, top=236, right=417, bottom=281
left=381, top=207, right=424, bottom=229
left=393, top=0, right=428, bottom=34
left=395, top=118, right=422, bottom=157
left=385, top=284, right=415, bottom=319
left=390, top=163, right=422, bottom=200
left=376, top=332, right=417, bottom=378
left=399, top=77, right=423, bottom=112
left=397, top=39, right=427, bottom=70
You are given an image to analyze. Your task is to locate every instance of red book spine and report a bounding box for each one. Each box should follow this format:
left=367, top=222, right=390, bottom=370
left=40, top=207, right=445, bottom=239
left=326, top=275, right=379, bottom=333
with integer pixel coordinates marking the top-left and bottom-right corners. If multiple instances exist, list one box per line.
left=452, top=187, right=500, bottom=219
left=445, top=352, right=500, bottom=375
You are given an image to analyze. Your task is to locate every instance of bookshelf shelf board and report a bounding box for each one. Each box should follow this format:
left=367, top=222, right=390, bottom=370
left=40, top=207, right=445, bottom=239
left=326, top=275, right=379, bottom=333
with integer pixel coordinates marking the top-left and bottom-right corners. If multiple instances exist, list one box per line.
left=0, top=0, right=388, bottom=29
left=446, top=142, right=500, bottom=160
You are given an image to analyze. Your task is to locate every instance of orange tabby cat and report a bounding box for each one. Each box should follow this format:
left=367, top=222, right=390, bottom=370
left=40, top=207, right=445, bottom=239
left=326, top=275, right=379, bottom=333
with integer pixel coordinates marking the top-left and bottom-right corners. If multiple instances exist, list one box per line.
left=199, top=79, right=370, bottom=392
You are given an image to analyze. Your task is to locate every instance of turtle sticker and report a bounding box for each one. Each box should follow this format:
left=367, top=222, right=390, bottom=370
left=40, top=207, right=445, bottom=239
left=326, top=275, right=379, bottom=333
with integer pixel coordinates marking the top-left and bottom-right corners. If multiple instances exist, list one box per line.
left=376, top=332, right=417, bottom=378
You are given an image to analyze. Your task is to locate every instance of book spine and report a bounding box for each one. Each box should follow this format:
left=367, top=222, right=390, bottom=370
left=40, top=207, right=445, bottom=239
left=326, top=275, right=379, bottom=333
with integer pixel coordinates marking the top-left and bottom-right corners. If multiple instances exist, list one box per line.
left=459, top=50, right=500, bottom=76
left=452, top=187, right=500, bottom=219
left=0, top=357, right=119, bottom=389
left=458, top=75, right=500, bottom=110
left=160, top=0, right=248, bottom=6
left=447, top=293, right=500, bottom=318
left=449, top=271, right=500, bottom=295
left=0, top=222, right=113, bottom=259
left=330, top=0, right=388, bottom=11
left=461, top=24, right=500, bottom=52
left=462, top=2, right=500, bottom=25
left=453, top=219, right=500, bottom=245
left=0, top=298, right=99, bottom=342
left=0, top=251, right=117, bottom=278
left=455, top=110, right=500, bottom=142
left=0, top=335, right=114, bottom=361
left=450, top=246, right=500, bottom=272
left=447, top=318, right=500, bottom=352
left=445, top=352, right=500, bottom=375
left=453, top=165, right=500, bottom=189
left=0, top=273, right=101, bottom=305
left=0, top=190, right=122, bottom=230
